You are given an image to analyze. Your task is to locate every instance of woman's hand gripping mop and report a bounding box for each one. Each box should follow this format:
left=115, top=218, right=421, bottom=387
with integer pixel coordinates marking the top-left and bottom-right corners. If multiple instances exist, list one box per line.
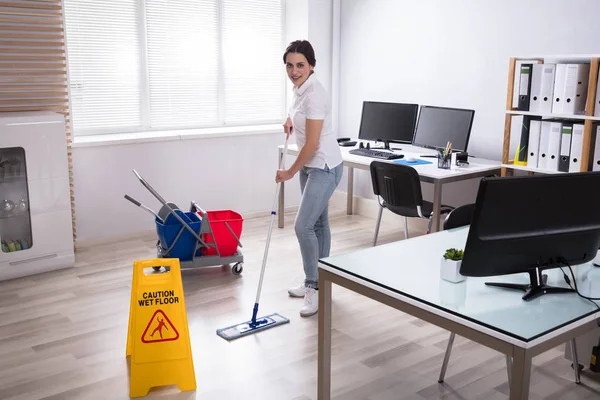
left=217, top=131, right=292, bottom=341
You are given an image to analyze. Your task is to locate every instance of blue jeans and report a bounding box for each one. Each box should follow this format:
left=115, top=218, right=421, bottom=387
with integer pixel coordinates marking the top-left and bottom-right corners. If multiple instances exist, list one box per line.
left=295, top=163, right=343, bottom=289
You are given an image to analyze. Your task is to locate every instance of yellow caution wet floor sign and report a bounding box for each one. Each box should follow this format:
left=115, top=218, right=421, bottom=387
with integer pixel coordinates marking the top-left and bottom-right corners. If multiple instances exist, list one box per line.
left=126, top=258, right=196, bottom=398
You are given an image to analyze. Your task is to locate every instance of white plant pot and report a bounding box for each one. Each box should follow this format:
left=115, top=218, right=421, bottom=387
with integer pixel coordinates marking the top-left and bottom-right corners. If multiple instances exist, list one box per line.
left=440, top=258, right=466, bottom=283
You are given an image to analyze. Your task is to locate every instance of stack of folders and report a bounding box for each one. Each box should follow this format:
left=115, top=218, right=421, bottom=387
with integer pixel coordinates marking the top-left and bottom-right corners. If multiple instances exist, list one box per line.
left=514, top=61, right=598, bottom=116
left=512, top=116, right=600, bottom=173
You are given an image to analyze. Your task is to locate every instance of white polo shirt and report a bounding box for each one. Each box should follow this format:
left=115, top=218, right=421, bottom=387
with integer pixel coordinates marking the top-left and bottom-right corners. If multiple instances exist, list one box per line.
left=290, top=73, right=343, bottom=170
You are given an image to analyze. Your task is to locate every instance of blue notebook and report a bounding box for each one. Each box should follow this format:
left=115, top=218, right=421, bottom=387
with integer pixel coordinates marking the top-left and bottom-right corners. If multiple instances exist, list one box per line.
left=394, top=159, right=433, bottom=166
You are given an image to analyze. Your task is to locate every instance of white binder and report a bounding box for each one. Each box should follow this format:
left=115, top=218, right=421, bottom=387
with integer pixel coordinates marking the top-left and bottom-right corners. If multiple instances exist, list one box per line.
left=529, top=64, right=555, bottom=114
left=595, top=69, right=600, bottom=117
left=537, top=121, right=552, bottom=170
left=593, top=125, right=600, bottom=172
left=563, top=64, right=590, bottom=115
left=551, top=64, right=567, bottom=114
left=569, top=123, right=585, bottom=172
left=527, top=120, right=542, bottom=168
left=546, top=121, right=563, bottom=171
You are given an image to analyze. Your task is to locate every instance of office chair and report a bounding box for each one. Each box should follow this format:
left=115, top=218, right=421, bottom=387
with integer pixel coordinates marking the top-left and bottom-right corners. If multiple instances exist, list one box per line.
left=370, top=161, right=454, bottom=246
left=442, top=203, right=475, bottom=230
left=437, top=205, right=583, bottom=387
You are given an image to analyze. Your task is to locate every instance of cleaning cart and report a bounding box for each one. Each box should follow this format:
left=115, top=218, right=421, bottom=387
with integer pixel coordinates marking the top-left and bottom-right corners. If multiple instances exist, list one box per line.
left=125, top=170, right=244, bottom=275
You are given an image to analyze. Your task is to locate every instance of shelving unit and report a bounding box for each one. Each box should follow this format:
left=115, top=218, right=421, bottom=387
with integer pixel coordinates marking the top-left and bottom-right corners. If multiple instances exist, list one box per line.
left=505, top=110, right=600, bottom=121
left=502, top=55, right=600, bottom=176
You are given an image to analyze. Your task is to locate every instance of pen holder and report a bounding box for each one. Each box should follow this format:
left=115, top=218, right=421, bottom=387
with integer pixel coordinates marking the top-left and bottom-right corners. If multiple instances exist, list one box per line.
left=437, top=151, right=451, bottom=169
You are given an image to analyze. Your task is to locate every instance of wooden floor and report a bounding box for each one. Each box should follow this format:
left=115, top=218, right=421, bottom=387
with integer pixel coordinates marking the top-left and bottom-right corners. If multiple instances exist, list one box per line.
left=1, top=205, right=600, bottom=399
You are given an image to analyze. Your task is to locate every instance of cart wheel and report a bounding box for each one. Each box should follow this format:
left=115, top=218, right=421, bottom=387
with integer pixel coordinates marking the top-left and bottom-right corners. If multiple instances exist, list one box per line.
left=232, top=263, right=243, bottom=275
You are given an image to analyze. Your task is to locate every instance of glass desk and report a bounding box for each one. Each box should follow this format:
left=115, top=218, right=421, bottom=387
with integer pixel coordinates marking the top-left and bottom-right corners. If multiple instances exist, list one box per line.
left=317, top=227, right=600, bottom=400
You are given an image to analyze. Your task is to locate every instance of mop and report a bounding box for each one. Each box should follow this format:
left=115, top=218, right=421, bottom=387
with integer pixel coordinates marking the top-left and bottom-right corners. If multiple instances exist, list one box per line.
left=217, top=132, right=292, bottom=341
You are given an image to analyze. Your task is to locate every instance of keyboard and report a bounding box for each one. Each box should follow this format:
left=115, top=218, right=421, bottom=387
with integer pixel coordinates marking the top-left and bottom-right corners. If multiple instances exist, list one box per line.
left=349, top=148, right=404, bottom=160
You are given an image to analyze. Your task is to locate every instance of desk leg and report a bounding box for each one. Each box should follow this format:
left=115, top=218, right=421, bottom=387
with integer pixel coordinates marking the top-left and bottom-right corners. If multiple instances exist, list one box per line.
left=509, top=347, right=531, bottom=400
left=506, top=355, right=512, bottom=388
left=431, top=180, right=442, bottom=233
left=347, top=166, right=354, bottom=215
left=318, top=273, right=332, bottom=400
left=278, top=149, right=284, bottom=229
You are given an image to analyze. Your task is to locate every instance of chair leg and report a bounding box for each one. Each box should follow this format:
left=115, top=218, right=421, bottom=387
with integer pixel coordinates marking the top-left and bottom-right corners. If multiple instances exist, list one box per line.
left=373, top=204, right=384, bottom=246
left=570, top=339, right=581, bottom=384
left=427, top=215, right=433, bottom=234
left=438, top=332, right=455, bottom=383
left=404, top=216, right=409, bottom=239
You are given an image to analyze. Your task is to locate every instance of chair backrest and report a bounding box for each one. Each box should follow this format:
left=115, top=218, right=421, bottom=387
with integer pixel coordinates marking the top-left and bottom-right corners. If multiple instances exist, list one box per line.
left=443, top=203, right=475, bottom=230
left=370, top=161, right=423, bottom=216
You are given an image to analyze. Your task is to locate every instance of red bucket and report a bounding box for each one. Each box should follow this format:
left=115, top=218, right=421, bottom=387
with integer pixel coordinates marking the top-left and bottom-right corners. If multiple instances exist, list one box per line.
left=199, top=210, right=243, bottom=257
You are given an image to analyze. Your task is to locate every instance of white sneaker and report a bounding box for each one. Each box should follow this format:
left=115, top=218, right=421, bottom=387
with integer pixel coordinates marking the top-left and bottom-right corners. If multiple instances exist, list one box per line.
left=288, top=282, right=305, bottom=298
left=300, top=287, right=318, bottom=317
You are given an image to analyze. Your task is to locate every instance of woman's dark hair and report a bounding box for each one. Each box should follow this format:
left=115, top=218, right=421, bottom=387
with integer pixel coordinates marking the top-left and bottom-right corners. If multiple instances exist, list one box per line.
left=283, top=40, right=316, bottom=67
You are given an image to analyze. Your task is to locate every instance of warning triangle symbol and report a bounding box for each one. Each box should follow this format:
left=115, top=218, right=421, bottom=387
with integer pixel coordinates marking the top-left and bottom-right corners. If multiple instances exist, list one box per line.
left=141, top=309, right=179, bottom=343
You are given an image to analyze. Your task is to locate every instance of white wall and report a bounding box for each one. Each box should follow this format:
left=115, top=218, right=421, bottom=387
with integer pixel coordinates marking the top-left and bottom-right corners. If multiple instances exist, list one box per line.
left=72, top=132, right=303, bottom=242
left=285, top=0, right=309, bottom=109
left=338, top=0, right=600, bottom=205
left=308, top=0, right=333, bottom=95
left=72, top=0, right=339, bottom=243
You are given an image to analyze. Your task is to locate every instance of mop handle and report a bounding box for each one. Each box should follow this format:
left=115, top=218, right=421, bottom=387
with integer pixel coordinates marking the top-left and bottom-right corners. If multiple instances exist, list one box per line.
left=252, top=131, right=291, bottom=317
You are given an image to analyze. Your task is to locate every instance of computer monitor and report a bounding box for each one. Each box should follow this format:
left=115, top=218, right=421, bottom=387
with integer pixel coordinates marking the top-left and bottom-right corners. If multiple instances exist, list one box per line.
left=357, top=101, right=419, bottom=150
left=459, top=172, right=600, bottom=301
left=412, top=105, right=475, bottom=152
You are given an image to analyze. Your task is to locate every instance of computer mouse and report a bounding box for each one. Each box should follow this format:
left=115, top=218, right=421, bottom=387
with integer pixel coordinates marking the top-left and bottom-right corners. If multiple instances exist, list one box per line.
left=406, top=156, right=418, bottom=162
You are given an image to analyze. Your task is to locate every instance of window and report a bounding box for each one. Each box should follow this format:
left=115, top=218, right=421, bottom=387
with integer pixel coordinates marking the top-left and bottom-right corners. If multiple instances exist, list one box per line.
left=64, top=0, right=286, bottom=136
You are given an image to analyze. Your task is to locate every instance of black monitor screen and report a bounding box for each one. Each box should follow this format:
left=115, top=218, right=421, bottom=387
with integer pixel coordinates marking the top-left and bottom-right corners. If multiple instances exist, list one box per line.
left=357, top=101, right=418, bottom=144
left=459, top=172, right=600, bottom=301
left=412, top=106, right=475, bottom=152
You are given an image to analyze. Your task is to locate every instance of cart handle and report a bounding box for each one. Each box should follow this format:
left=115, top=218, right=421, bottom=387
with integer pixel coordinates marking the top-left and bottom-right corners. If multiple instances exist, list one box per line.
left=124, top=194, right=162, bottom=222
left=190, top=201, right=206, bottom=217
left=124, top=194, right=141, bottom=207
left=224, top=221, right=243, bottom=248
left=132, top=169, right=205, bottom=246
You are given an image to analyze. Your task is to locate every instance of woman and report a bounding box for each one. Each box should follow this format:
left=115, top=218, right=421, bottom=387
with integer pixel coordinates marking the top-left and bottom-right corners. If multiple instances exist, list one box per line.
left=275, top=40, right=343, bottom=317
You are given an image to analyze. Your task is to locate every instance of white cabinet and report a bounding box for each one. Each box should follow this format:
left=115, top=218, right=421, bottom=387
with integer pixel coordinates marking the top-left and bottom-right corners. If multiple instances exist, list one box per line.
left=0, top=111, right=74, bottom=281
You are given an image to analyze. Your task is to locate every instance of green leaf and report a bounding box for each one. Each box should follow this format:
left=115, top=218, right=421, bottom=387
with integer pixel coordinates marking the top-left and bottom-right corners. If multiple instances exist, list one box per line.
left=443, top=248, right=464, bottom=261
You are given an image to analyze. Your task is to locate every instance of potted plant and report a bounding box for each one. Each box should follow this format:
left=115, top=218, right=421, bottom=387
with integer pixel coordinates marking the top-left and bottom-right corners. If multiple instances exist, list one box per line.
left=441, top=248, right=466, bottom=283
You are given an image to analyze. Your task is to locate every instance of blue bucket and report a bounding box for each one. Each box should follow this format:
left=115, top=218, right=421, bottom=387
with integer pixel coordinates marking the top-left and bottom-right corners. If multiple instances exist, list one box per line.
left=155, top=210, right=201, bottom=261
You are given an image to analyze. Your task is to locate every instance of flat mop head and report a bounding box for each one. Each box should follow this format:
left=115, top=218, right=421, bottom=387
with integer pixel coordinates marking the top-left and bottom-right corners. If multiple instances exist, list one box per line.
left=217, top=313, right=290, bottom=341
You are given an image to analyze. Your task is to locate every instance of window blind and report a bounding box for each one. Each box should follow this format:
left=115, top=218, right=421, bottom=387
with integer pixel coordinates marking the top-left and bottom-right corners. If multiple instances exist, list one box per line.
left=63, top=0, right=285, bottom=136
left=145, top=0, right=219, bottom=129
left=64, top=0, right=142, bottom=133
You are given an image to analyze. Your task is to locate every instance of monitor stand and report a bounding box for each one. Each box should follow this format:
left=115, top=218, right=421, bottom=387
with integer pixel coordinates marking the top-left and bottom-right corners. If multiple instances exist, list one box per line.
left=485, top=267, right=574, bottom=301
